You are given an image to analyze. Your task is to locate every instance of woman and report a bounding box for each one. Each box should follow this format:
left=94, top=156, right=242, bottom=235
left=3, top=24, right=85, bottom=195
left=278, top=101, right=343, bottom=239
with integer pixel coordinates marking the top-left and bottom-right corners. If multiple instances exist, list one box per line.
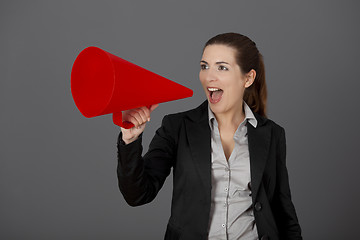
left=117, top=33, right=302, bottom=240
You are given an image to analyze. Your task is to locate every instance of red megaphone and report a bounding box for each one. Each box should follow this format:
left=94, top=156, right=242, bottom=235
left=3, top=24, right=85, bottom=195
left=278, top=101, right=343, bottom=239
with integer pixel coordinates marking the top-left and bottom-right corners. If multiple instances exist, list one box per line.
left=71, top=46, right=193, bottom=128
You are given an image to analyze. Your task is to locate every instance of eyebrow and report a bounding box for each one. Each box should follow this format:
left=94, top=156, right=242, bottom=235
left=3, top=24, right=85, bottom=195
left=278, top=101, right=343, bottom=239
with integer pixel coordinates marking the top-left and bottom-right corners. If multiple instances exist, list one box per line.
left=200, top=60, right=230, bottom=65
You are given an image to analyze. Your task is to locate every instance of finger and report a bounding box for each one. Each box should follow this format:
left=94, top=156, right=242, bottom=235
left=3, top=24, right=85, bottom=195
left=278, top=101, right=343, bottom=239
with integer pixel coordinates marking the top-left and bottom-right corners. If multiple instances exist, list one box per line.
left=126, top=114, right=142, bottom=128
left=149, top=104, right=159, bottom=113
left=127, top=109, right=146, bottom=126
left=137, top=107, right=149, bottom=123
left=132, top=111, right=146, bottom=126
left=139, top=106, right=151, bottom=121
left=137, top=122, right=147, bottom=130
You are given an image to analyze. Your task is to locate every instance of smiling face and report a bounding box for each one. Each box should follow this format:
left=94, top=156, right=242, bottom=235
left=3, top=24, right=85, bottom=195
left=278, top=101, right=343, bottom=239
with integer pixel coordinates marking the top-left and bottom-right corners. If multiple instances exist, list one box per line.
left=199, top=44, right=254, bottom=116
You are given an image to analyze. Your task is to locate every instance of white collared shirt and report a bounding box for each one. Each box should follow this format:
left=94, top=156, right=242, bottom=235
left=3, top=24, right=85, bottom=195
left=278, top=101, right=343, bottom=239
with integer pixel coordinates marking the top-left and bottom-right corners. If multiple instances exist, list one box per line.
left=207, top=101, right=258, bottom=240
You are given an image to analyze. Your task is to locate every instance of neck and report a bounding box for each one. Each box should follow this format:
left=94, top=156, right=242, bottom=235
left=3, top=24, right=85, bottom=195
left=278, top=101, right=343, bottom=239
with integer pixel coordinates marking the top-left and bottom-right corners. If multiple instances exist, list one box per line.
left=214, top=102, right=245, bottom=130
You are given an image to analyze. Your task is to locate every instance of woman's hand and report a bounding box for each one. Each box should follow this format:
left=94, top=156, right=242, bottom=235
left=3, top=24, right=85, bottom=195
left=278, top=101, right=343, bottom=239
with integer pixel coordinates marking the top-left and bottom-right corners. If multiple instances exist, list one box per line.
left=120, top=104, right=159, bottom=144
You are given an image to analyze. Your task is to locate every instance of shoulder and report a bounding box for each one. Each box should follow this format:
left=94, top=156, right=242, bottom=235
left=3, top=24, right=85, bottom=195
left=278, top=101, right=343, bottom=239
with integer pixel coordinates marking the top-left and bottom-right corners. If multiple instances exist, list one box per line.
left=155, top=101, right=208, bottom=142
left=162, top=100, right=208, bottom=125
left=153, top=101, right=208, bottom=145
left=253, top=112, right=285, bottom=138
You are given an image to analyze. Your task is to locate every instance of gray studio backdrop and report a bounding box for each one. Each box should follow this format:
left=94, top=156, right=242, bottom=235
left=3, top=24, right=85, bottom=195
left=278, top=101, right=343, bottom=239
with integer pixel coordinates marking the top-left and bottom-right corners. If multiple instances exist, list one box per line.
left=1, top=0, right=359, bottom=239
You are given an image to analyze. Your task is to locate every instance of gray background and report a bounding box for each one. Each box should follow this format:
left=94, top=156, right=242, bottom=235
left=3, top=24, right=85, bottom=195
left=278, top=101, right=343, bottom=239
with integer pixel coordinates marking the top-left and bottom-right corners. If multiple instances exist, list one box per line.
left=1, top=0, right=359, bottom=239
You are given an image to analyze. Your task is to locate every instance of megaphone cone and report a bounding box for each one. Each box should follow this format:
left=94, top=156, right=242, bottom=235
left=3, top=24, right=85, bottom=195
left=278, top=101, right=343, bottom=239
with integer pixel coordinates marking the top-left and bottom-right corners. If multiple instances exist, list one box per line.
left=71, top=46, right=193, bottom=128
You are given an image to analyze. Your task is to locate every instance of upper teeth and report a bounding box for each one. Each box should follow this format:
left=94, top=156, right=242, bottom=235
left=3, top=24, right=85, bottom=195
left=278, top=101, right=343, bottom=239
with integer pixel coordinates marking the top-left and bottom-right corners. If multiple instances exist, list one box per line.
left=208, top=88, right=221, bottom=92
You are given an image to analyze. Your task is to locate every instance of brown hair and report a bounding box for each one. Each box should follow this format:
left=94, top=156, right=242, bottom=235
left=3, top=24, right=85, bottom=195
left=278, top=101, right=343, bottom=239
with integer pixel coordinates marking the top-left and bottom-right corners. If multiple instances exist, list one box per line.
left=204, top=32, right=267, bottom=117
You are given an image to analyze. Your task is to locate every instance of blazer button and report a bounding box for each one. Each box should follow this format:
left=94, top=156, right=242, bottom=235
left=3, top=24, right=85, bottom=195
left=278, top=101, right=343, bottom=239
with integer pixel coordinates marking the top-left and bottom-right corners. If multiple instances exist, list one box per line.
left=255, top=202, right=262, bottom=211
left=260, top=235, right=269, bottom=240
left=248, top=182, right=252, bottom=196
left=248, top=181, right=252, bottom=190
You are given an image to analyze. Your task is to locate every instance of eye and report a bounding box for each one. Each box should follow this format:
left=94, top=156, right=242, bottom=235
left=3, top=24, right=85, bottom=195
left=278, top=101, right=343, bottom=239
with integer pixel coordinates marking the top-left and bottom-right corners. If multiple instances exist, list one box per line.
left=200, top=64, right=209, bottom=70
left=218, top=65, right=228, bottom=71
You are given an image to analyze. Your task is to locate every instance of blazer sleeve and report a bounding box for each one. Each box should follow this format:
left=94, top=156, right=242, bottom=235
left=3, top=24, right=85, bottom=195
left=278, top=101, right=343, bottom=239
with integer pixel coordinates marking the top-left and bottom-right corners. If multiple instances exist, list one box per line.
left=273, top=127, right=302, bottom=239
left=117, top=115, right=176, bottom=206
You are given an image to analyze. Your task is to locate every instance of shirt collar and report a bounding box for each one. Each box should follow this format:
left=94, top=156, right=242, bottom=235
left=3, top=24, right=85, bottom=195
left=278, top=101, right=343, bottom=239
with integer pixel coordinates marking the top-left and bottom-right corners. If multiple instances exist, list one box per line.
left=208, top=101, right=258, bottom=130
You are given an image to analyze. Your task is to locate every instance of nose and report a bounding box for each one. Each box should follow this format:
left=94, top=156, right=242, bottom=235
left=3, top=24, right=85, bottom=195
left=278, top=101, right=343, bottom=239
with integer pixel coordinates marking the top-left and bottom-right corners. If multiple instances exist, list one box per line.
left=201, top=68, right=217, bottom=83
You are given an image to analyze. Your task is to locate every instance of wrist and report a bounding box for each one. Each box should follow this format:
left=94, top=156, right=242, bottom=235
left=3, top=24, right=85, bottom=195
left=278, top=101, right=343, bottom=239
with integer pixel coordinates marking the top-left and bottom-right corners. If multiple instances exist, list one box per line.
left=122, top=136, right=138, bottom=145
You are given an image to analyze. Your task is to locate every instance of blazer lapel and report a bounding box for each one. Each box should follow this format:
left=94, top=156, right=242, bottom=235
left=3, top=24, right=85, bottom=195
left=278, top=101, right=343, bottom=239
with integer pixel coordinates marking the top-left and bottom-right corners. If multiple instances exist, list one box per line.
left=247, top=113, right=271, bottom=201
left=183, top=101, right=272, bottom=200
left=185, top=101, right=212, bottom=192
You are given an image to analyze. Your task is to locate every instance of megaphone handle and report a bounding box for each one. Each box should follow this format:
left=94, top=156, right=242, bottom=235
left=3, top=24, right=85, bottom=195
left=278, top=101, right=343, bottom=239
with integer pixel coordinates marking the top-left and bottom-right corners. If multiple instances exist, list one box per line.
left=113, top=106, right=152, bottom=129
left=112, top=112, right=134, bottom=129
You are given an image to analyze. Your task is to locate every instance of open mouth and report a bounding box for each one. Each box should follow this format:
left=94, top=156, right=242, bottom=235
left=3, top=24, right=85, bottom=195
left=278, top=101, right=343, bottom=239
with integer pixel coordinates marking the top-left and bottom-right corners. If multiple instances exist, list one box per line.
left=208, top=87, right=223, bottom=103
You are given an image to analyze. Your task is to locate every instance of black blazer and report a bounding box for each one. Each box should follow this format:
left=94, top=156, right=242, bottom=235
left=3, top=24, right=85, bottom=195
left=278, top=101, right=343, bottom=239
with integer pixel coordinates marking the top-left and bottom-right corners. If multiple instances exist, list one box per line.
left=117, top=101, right=302, bottom=240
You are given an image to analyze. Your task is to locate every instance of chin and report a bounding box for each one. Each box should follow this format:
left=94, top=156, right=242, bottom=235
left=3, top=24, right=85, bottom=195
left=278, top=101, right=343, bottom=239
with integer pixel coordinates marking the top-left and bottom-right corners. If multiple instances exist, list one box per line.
left=208, top=99, right=243, bottom=115
left=208, top=100, right=226, bottom=113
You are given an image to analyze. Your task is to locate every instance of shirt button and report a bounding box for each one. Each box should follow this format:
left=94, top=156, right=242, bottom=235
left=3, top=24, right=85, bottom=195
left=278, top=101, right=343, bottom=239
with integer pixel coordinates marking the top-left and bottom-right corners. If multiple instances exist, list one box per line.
left=225, top=167, right=229, bottom=172
left=221, top=224, right=226, bottom=228
left=225, top=187, right=228, bottom=192
left=255, top=202, right=262, bottom=211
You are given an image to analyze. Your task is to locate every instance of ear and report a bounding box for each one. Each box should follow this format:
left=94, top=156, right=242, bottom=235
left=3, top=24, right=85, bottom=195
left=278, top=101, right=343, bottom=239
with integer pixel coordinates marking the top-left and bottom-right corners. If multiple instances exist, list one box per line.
left=245, top=69, right=256, bottom=88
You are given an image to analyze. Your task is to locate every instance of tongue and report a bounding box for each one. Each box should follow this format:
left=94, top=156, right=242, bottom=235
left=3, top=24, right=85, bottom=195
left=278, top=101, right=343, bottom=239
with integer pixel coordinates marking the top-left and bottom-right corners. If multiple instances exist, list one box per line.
left=211, top=90, right=223, bottom=101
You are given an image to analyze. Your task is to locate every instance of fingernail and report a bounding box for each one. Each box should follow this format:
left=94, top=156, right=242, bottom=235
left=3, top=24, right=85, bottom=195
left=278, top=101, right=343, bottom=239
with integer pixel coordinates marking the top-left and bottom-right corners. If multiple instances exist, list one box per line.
left=147, top=118, right=150, bottom=122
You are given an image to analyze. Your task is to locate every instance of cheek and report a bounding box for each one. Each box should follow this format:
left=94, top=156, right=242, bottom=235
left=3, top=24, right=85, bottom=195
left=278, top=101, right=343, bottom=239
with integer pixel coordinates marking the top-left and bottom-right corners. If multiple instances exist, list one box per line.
left=228, top=76, right=246, bottom=95
left=235, top=74, right=246, bottom=88
left=199, top=72, right=206, bottom=85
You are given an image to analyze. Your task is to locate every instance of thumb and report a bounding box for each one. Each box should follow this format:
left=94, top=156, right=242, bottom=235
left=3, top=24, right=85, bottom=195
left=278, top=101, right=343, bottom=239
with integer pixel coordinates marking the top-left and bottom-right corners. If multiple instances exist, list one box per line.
left=149, top=104, right=159, bottom=113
